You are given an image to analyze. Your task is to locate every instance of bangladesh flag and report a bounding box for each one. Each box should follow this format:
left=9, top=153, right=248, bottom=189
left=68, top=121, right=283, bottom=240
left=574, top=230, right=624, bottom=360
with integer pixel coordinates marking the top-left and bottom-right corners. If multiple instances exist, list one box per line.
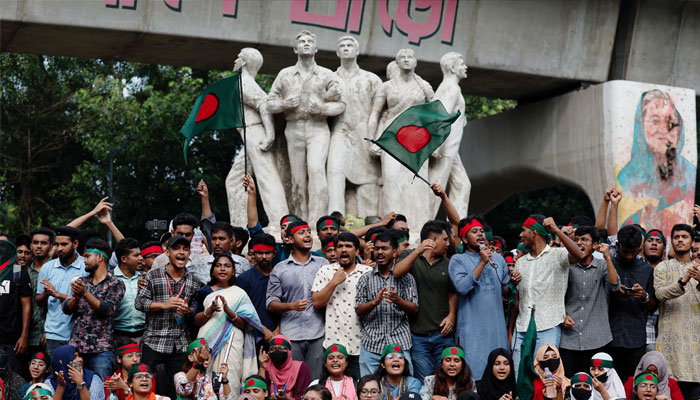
left=0, top=240, right=17, bottom=283
left=517, top=309, right=540, bottom=400
left=179, top=72, right=245, bottom=165
left=367, top=100, right=459, bottom=180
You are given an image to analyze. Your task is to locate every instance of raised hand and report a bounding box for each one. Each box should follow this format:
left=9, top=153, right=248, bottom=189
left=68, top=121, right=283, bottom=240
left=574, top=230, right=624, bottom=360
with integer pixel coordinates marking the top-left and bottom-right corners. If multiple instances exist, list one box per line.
left=542, top=217, right=557, bottom=231
left=610, top=189, right=623, bottom=204
left=197, top=179, right=209, bottom=198
left=430, top=183, right=447, bottom=198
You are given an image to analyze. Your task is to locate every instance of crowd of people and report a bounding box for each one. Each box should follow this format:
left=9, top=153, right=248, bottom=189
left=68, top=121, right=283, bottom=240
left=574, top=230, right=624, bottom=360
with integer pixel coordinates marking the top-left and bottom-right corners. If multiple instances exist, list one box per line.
left=1, top=177, right=699, bottom=400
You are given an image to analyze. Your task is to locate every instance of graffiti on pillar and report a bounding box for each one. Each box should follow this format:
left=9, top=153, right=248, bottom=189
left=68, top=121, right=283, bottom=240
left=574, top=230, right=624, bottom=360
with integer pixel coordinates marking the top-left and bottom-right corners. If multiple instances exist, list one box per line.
left=289, top=0, right=365, bottom=33
left=162, top=0, right=181, bottom=12
left=380, top=0, right=458, bottom=45
left=616, top=90, right=696, bottom=235
left=104, top=0, right=136, bottom=10
left=222, top=0, right=238, bottom=18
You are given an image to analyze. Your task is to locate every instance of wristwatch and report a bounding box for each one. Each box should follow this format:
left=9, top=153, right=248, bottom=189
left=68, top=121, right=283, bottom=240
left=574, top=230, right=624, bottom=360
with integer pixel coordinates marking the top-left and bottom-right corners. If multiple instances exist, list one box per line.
left=642, top=292, right=650, bottom=304
left=76, top=382, right=86, bottom=390
left=678, top=277, right=687, bottom=287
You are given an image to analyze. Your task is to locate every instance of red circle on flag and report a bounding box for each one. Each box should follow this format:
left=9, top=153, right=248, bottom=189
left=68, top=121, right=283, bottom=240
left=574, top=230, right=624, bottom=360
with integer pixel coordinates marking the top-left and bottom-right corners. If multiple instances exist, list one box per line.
left=450, top=348, right=458, bottom=355
left=33, top=391, right=38, bottom=396
left=593, top=359, right=601, bottom=367
left=393, top=345, right=401, bottom=352
left=275, top=338, right=283, bottom=345
left=331, top=345, right=339, bottom=352
left=579, top=374, right=588, bottom=381
left=248, top=379, right=255, bottom=386
left=37, top=352, right=44, bottom=360
left=645, top=374, right=653, bottom=381
left=199, top=339, right=206, bottom=345
left=195, top=94, right=219, bottom=122
left=396, top=125, right=431, bottom=153
left=139, top=364, right=148, bottom=372
left=325, top=219, right=333, bottom=226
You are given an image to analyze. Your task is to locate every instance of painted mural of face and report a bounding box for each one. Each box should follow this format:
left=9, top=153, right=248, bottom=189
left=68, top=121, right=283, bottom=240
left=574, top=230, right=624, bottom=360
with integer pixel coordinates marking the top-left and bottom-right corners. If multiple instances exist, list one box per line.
left=641, top=92, right=681, bottom=160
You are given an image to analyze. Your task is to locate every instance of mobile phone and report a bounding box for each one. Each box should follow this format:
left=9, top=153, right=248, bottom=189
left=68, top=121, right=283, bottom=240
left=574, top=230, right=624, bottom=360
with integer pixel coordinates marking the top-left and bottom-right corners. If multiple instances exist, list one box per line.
left=69, top=361, right=81, bottom=369
left=623, top=287, right=635, bottom=293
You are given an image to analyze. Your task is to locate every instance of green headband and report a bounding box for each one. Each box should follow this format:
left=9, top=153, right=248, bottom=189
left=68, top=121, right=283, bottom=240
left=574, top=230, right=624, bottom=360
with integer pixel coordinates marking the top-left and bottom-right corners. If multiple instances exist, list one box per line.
left=128, top=363, right=153, bottom=381
left=244, top=377, right=268, bottom=390
left=187, top=338, right=208, bottom=354
left=86, top=248, right=109, bottom=261
left=590, top=358, right=614, bottom=369
left=485, top=232, right=493, bottom=241
left=324, top=344, right=348, bottom=359
left=441, top=346, right=464, bottom=359
left=397, top=237, right=408, bottom=244
left=517, top=243, right=530, bottom=253
left=634, top=373, right=658, bottom=387
left=571, top=373, right=593, bottom=386
left=381, top=344, right=403, bottom=359
left=24, top=389, right=54, bottom=400
left=317, top=218, right=340, bottom=231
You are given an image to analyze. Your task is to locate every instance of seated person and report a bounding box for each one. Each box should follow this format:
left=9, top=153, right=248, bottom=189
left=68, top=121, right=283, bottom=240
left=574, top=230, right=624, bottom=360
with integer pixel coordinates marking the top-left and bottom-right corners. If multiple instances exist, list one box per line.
left=126, top=364, right=170, bottom=400
left=630, top=373, right=671, bottom=400
left=588, top=353, right=625, bottom=400
left=313, top=345, right=356, bottom=400
left=374, top=345, right=421, bottom=400
left=173, top=339, right=233, bottom=400
left=20, top=351, right=52, bottom=399
left=533, top=345, right=570, bottom=400
left=242, top=375, right=268, bottom=400
left=622, top=352, right=682, bottom=400
left=23, top=383, right=55, bottom=400
left=420, top=346, right=474, bottom=400
left=257, top=335, right=310, bottom=400
left=45, top=344, right=105, bottom=400
left=475, top=349, right=516, bottom=400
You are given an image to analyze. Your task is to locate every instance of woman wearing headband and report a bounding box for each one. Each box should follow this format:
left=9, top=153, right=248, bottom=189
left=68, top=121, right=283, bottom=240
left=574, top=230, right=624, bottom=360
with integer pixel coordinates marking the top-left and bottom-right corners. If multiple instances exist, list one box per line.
left=259, top=335, right=310, bottom=400
left=419, top=346, right=474, bottom=400
left=623, top=352, right=682, bottom=400
left=315, top=345, right=356, bottom=400
left=374, top=344, right=421, bottom=400
left=588, top=353, right=624, bottom=399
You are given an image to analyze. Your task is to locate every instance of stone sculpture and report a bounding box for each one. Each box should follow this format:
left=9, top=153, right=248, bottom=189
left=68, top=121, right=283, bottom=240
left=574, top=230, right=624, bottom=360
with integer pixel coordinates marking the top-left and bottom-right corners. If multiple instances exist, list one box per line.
left=267, top=30, right=346, bottom=223
left=368, top=49, right=435, bottom=233
left=430, top=52, right=471, bottom=218
left=327, top=36, right=383, bottom=217
left=225, top=48, right=289, bottom=229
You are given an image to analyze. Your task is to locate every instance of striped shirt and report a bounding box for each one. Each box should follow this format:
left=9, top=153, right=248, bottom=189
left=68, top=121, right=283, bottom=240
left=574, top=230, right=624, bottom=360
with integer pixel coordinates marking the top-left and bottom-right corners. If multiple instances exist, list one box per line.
left=355, top=267, right=418, bottom=353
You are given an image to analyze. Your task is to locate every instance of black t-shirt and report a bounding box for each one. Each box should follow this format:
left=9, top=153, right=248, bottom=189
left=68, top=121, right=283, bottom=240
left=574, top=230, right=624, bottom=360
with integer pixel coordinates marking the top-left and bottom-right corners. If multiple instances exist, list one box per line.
left=0, top=266, right=32, bottom=345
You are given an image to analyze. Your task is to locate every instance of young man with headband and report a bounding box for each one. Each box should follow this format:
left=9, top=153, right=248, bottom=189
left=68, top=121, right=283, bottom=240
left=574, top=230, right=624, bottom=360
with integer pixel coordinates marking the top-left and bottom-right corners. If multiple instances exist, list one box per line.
left=62, top=239, right=126, bottom=380
left=267, top=220, right=329, bottom=381
left=139, top=242, right=162, bottom=272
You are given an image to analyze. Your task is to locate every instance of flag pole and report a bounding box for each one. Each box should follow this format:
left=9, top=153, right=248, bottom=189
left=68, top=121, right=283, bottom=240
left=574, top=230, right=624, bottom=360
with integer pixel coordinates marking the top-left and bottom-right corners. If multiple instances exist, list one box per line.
left=237, top=72, right=248, bottom=176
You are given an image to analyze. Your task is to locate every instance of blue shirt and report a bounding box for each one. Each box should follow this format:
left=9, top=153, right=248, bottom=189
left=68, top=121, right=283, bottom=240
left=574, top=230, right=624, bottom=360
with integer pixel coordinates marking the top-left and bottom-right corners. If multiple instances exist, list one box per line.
left=237, top=266, right=278, bottom=331
left=113, top=266, right=146, bottom=332
left=448, top=251, right=510, bottom=380
left=36, top=254, right=86, bottom=341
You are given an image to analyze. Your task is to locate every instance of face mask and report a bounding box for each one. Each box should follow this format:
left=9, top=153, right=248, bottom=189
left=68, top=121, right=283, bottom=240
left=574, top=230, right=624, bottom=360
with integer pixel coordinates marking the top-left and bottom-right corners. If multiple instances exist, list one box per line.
left=539, top=358, right=560, bottom=373
left=596, top=372, right=609, bottom=383
left=269, top=350, right=289, bottom=366
left=572, top=388, right=592, bottom=400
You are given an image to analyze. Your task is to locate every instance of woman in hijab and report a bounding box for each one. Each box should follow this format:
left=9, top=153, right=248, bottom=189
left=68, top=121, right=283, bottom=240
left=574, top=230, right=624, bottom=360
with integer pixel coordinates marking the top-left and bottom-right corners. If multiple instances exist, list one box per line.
left=588, top=353, right=625, bottom=400
left=45, top=345, right=105, bottom=400
left=258, top=335, right=310, bottom=400
left=568, top=373, right=603, bottom=400
left=476, top=349, right=516, bottom=400
left=533, top=345, right=570, bottom=400
left=630, top=373, right=672, bottom=400
left=623, top=352, right=683, bottom=400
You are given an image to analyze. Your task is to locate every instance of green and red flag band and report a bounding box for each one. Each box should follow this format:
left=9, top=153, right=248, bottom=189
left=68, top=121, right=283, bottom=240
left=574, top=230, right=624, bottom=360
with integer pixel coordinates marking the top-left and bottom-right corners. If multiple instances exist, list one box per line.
left=0, top=240, right=18, bottom=283
left=459, top=220, right=482, bottom=238
left=571, top=373, right=592, bottom=386
left=324, top=344, right=348, bottom=358
left=590, top=358, right=614, bottom=369
left=24, top=388, right=53, bottom=400
left=397, top=237, right=408, bottom=244
left=270, top=335, right=292, bottom=350
left=281, top=216, right=298, bottom=225
left=86, top=248, right=109, bottom=261
left=252, top=244, right=275, bottom=252
left=128, top=363, right=153, bottom=381
left=245, top=377, right=268, bottom=390
left=634, top=373, right=659, bottom=387
left=141, top=245, right=162, bottom=257
left=317, top=219, right=339, bottom=231
left=370, top=233, right=379, bottom=242
left=523, top=218, right=551, bottom=239
left=117, top=343, right=140, bottom=356
left=381, top=344, right=404, bottom=358
left=645, top=229, right=666, bottom=242
left=441, top=346, right=465, bottom=359
left=187, top=338, right=208, bottom=354
left=290, top=224, right=310, bottom=236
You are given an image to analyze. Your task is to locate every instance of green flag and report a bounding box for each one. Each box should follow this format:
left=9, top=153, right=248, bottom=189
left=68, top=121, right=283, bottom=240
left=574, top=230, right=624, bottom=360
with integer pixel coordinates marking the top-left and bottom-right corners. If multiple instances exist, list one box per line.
left=366, top=100, right=459, bottom=181
left=517, top=309, right=540, bottom=400
left=0, top=240, right=17, bottom=283
left=179, top=72, right=245, bottom=165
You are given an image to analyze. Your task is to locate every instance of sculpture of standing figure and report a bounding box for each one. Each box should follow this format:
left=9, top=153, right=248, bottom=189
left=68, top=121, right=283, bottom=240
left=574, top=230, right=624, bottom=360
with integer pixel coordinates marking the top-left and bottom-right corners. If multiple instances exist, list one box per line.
left=225, top=48, right=289, bottom=229
left=430, top=52, right=471, bottom=217
left=327, top=36, right=383, bottom=217
left=368, top=49, right=434, bottom=233
left=267, top=30, right=346, bottom=222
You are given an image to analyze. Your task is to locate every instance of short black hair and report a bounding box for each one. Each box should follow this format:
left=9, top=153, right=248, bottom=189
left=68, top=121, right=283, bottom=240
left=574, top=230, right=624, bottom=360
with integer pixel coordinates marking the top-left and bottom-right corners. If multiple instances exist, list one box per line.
left=364, top=226, right=387, bottom=243
left=305, top=385, right=332, bottom=400
left=248, top=233, right=276, bottom=250
left=140, top=240, right=161, bottom=251
left=356, top=375, right=381, bottom=399
left=336, top=232, right=360, bottom=250
left=85, top=239, right=111, bottom=259
left=115, top=238, right=140, bottom=261
left=29, top=227, right=55, bottom=244
left=207, top=253, right=237, bottom=286
left=492, top=235, right=507, bottom=250
left=14, top=234, right=31, bottom=249
left=618, top=225, right=643, bottom=249
left=420, top=220, right=447, bottom=242
left=570, top=216, right=594, bottom=227
left=232, top=226, right=249, bottom=250
left=321, top=235, right=338, bottom=249
left=671, top=224, right=694, bottom=239
left=387, top=214, right=407, bottom=229
left=53, top=226, right=81, bottom=242
left=574, top=226, right=600, bottom=243
left=330, top=211, right=344, bottom=220
left=388, top=229, right=409, bottom=243
left=171, top=213, right=198, bottom=230
left=286, top=220, right=310, bottom=237
left=373, top=232, right=398, bottom=249
left=211, top=222, right=234, bottom=239
left=457, top=215, right=484, bottom=237
left=79, top=229, right=101, bottom=255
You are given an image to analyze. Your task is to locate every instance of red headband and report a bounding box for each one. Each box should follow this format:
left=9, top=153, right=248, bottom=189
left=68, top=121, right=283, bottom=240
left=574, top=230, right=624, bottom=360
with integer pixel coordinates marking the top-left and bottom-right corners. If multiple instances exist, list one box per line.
left=523, top=217, right=538, bottom=228
left=290, top=224, right=310, bottom=235
left=459, top=220, right=483, bottom=238
left=141, top=245, right=162, bottom=257
left=505, top=256, right=514, bottom=263
left=325, top=242, right=335, bottom=248
left=252, top=244, right=275, bottom=252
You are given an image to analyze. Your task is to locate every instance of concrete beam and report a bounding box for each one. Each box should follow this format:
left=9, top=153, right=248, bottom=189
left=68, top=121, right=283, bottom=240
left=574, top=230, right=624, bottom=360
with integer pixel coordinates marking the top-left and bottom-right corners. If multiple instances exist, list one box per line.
left=461, top=80, right=696, bottom=235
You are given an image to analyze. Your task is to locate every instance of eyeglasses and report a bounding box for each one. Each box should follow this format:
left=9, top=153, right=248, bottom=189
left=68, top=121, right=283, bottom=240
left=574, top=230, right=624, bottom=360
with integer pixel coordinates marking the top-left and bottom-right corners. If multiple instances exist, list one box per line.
left=133, top=373, right=152, bottom=380
left=360, top=390, right=380, bottom=397
left=385, top=353, right=404, bottom=360
left=123, top=352, right=142, bottom=359
left=638, top=383, right=656, bottom=390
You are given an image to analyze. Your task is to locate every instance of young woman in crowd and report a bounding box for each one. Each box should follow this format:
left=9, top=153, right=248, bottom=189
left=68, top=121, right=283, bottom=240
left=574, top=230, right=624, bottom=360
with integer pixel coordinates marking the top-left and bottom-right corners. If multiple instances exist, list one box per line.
left=45, top=345, right=105, bottom=400
left=630, top=372, right=672, bottom=400
left=588, top=353, right=625, bottom=399
left=303, top=385, right=332, bottom=400
left=623, top=352, right=683, bottom=400
left=420, top=345, right=474, bottom=400
left=125, top=364, right=170, bottom=400
left=258, top=335, right=310, bottom=400
left=532, top=345, right=570, bottom=400
left=20, top=351, right=51, bottom=399
left=23, top=383, right=55, bottom=400
left=173, top=338, right=233, bottom=400
left=374, top=344, right=421, bottom=400
left=243, top=375, right=268, bottom=400
left=315, top=345, right=356, bottom=400
left=357, top=375, right=382, bottom=400
left=476, top=349, right=516, bottom=400
left=568, top=373, right=604, bottom=400
left=193, top=253, right=263, bottom=395
left=105, top=342, right=151, bottom=400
